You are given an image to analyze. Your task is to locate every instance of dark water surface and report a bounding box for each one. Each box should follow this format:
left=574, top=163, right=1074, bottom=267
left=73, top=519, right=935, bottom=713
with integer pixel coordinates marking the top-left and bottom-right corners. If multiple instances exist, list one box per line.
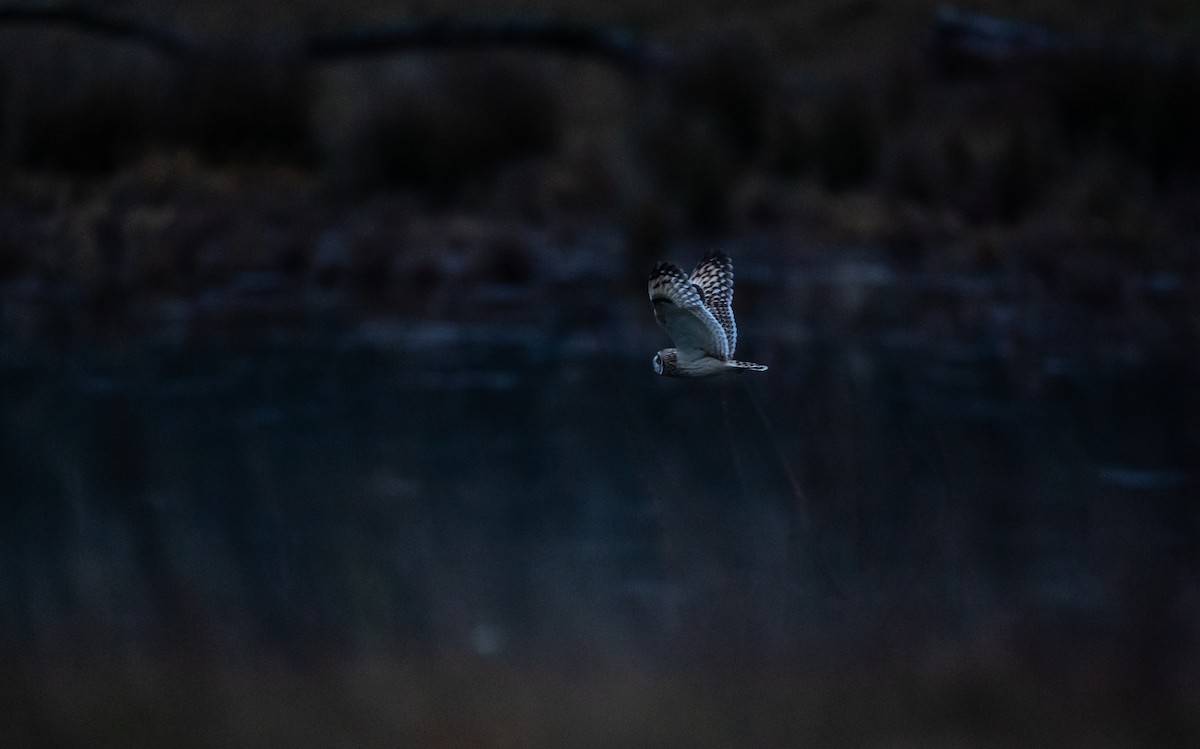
left=1, top=324, right=1196, bottom=744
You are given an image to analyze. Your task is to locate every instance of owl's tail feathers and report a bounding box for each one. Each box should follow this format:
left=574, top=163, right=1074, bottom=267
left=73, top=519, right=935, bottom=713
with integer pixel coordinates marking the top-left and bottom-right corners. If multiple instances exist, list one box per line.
left=728, top=359, right=768, bottom=372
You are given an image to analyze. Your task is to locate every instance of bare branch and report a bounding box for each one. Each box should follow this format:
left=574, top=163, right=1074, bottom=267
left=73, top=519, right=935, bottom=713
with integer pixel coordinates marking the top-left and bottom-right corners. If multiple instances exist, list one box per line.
left=0, top=6, right=673, bottom=74
left=0, top=5, right=197, bottom=56
left=306, top=19, right=674, bottom=74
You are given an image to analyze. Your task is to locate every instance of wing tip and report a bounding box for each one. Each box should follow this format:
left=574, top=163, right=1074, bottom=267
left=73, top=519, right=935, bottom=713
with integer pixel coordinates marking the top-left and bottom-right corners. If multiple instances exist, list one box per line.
left=694, top=250, right=734, bottom=287
left=649, top=261, right=685, bottom=281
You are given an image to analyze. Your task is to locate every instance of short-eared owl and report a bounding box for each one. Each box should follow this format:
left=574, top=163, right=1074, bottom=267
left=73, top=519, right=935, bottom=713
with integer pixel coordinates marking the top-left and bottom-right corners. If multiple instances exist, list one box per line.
left=649, top=251, right=768, bottom=377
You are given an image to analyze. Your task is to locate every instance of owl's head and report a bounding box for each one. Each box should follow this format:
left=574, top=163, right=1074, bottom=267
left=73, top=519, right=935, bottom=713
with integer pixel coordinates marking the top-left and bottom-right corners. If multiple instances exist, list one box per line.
left=652, top=349, right=676, bottom=376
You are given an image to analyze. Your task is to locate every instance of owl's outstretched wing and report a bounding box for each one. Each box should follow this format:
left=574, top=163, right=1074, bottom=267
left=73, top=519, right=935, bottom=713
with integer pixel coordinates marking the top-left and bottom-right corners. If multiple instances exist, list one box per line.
left=648, top=262, right=730, bottom=360
left=690, top=250, right=737, bottom=356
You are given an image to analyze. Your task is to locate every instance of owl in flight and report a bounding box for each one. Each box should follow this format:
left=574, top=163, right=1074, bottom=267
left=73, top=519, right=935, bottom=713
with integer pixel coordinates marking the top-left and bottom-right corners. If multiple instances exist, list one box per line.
left=649, top=251, right=769, bottom=377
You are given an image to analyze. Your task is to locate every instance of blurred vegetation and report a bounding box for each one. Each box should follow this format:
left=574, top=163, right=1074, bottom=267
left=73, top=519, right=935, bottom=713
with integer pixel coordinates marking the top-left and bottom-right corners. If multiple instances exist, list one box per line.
left=0, top=0, right=1194, bottom=310
left=0, top=1, right=1198, bottom=746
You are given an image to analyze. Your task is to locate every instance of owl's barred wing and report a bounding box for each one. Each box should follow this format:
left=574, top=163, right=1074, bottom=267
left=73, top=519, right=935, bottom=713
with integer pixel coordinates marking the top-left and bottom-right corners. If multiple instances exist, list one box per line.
left=648, top=262, right=730, bottom=359
left=690, top=250, right=737, bottom=356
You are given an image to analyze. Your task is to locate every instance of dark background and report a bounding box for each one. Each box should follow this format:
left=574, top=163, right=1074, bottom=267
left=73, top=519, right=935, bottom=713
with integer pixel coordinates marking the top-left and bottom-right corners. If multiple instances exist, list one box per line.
left=0, top=1, right=1198, bottom=746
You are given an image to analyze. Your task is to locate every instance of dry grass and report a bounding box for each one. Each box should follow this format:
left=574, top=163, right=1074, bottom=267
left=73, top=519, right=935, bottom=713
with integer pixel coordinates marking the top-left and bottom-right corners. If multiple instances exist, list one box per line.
left=0, top=0, right=1197, bottom=247
left=4, top=634, right=1196, bottom=748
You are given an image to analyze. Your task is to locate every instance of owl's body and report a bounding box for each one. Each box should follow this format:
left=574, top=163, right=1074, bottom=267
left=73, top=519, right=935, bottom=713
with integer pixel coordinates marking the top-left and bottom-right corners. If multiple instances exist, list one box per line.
left=652, top=348, right=769, bottom=377
left=648, top=251, right=768, bottom=377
